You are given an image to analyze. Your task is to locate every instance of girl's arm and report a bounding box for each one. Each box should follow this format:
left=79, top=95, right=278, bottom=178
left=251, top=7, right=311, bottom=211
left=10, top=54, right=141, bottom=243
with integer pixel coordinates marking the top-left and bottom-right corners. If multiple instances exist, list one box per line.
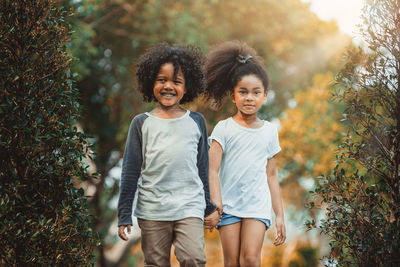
left=204, top=140, right=223, bottom=230
left=267, top=156, right=286, bottom=246
left=208, top=140, right=223, bottom=214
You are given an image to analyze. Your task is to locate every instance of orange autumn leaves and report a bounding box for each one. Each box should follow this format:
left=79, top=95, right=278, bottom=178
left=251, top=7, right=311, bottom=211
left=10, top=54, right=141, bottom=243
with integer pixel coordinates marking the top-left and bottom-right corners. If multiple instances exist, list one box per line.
left=278, top=73, right=344, bottom=211
left=279, top=72, right=343, bottom=178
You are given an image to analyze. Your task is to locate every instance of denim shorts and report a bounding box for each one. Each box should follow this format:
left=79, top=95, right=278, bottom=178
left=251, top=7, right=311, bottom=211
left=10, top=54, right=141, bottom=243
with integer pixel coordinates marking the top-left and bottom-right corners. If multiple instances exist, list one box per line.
left=216, top=213, right=271, bottom=230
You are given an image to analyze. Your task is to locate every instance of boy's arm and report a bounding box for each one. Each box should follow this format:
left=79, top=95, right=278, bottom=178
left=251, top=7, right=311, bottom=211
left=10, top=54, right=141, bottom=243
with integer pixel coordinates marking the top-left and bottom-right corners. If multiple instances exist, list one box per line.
left=266, top=156, right=286, bottom=246
left=117, top=115, right=145, bottom=228
left=192, top=112, right=216, bottom=216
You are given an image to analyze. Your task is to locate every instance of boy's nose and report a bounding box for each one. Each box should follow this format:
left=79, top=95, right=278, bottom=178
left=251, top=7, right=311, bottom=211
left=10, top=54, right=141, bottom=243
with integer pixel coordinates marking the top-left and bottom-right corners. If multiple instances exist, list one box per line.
left=163, top=81, right=174, bottom=89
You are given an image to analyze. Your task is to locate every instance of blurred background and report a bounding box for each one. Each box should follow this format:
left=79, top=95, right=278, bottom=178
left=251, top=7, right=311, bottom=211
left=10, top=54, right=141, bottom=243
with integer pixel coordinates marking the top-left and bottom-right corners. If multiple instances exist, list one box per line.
left=64, top=0, right=363, bottom=265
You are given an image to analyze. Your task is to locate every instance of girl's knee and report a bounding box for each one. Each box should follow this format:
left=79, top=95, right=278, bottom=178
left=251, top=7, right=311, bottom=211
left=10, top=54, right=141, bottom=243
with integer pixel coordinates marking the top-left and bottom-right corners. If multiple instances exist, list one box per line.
left=239, top=254, right=261, bottom=267
left=224, top=258, right=240, bottom=267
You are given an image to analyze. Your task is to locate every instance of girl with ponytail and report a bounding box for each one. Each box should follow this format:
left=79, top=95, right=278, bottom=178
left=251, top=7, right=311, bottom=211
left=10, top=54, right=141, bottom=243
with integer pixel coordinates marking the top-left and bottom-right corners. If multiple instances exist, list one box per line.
left=204, top=41, right=286, bottom=267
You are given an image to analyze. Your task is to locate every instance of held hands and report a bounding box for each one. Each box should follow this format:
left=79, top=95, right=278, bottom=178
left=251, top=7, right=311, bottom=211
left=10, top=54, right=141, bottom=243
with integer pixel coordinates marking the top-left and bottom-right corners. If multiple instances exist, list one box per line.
left=204, top=207, right=222, bottom=232
left=118, top=225, right=132, bottom=241
left=273, top=216, right=286, bottom=246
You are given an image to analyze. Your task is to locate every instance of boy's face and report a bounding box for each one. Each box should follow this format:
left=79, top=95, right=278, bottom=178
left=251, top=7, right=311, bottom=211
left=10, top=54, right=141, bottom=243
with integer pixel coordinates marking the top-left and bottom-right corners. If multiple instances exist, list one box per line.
left=232, top=74, right=267, bottom=116
left=153, top=62, right=186, bottom=109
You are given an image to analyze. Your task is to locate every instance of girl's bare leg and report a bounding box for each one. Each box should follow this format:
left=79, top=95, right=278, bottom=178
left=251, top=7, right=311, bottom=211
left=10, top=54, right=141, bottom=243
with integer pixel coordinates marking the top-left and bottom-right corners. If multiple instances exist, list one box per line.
left=239, top=219, right=266, bottom=267
left=219, top=222, right=241, bottom=267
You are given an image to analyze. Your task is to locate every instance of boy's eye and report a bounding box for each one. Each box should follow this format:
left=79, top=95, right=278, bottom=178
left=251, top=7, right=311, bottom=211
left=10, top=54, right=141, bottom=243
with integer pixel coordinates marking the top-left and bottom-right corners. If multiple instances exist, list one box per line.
left=239, top=91, right=246, bottom=94
left=174, top=80, right=182, bottom=84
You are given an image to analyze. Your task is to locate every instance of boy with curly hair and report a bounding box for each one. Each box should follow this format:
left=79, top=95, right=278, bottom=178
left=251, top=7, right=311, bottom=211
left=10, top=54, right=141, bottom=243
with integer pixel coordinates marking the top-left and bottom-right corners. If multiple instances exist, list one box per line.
left=117, top=43, right=219, bottom=267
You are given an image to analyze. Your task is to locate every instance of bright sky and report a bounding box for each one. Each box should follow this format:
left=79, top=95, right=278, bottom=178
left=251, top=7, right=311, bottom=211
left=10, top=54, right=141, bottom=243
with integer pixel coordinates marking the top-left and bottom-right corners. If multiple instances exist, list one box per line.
left=302, top=0, right=365, bottom=38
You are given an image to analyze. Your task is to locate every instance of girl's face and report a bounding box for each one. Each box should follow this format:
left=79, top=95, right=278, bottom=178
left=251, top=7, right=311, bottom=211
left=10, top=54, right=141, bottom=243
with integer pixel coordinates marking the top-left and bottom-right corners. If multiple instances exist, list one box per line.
left=232, top=74, right=267, bottom=116
left=153, top=62, right=186, bottom=108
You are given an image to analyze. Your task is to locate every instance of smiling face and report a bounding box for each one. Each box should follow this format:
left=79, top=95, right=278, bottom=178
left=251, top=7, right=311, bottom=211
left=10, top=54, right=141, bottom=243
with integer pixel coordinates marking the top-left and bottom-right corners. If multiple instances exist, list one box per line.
left=153, top=62, right=186, bottom=109
left=232, top=74, right=267, bottom=116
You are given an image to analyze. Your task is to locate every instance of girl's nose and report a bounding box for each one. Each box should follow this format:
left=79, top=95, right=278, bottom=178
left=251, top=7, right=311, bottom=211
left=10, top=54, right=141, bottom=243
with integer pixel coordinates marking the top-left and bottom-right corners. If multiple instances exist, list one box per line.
left=245, top=94, right=254, bottom=100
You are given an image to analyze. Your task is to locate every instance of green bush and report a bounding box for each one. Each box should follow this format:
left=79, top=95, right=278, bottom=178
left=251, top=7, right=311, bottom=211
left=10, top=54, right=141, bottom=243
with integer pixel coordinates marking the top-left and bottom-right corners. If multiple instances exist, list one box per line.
left=0, top=1, right=96, bottom=265
left=306, top=0, right=400, bottom=266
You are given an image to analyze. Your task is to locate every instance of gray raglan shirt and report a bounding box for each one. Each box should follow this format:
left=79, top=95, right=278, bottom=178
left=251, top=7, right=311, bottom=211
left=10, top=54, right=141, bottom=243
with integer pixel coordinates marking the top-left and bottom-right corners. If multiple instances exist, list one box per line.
left=118, top=110, right=215, bottom=226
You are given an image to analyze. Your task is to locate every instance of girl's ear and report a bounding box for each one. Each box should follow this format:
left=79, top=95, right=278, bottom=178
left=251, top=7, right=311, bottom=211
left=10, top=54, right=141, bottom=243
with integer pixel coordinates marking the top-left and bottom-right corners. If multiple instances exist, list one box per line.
left=230, top=88, right=237, bottom=103
left=263, top=88, right=268, bottom=101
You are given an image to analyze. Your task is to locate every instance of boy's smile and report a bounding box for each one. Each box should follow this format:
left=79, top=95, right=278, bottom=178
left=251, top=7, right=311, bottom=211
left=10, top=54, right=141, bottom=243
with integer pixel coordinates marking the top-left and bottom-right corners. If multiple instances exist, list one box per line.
left=153, top=62, right=186, bottom=109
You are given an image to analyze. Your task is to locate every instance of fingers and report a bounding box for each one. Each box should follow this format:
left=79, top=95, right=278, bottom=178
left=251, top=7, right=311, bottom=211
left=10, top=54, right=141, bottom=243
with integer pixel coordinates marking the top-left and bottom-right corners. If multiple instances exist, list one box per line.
left=273, top=224, right=286, bottom=246
left=204, top=221, right=217, bottom=228
left=118, top=225, right=129, bottom=241
left=204, top=210, right=222, bottom=233
left=273, top=236, right=283, bottom=246
left=205, top=224, right=216, bottom=232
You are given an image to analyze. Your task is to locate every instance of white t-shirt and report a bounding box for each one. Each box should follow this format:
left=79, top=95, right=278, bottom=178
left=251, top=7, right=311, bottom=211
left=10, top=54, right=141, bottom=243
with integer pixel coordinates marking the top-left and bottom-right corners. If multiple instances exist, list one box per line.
left=208, top=117, right=281, bottom=220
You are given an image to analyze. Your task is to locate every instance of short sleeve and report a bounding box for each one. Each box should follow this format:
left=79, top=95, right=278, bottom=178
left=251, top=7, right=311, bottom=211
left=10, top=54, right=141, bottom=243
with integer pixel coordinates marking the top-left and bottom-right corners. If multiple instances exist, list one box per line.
left=267, top=125, right=281, bottom=159
left=208, top=121, right=226, bottom=150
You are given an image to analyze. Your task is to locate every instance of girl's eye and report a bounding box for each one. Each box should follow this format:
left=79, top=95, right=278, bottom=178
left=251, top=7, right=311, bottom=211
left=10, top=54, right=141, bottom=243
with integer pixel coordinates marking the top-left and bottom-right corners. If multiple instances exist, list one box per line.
left=174, top=80, right=182, bottom=84
left=157, top=78, right=166, bottom=82
left=239, top=91, right=246, bottom=94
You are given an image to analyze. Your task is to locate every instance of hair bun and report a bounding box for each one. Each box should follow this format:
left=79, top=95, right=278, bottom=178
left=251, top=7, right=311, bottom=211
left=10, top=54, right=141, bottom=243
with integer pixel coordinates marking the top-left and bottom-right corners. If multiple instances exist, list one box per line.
left=236, top=54, right=253, bottom=64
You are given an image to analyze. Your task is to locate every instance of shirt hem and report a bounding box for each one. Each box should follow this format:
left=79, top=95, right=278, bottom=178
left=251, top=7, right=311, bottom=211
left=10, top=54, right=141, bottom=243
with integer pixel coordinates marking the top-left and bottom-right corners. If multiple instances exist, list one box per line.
left=135, top=212, right=204, bottom=222
left=222, top=210, right=272, bottom=221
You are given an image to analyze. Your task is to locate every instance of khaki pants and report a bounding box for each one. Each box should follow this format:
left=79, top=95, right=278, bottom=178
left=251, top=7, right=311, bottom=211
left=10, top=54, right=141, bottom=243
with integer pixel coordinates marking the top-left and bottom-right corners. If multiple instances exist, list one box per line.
left=138, top=217, right=206, bottom=267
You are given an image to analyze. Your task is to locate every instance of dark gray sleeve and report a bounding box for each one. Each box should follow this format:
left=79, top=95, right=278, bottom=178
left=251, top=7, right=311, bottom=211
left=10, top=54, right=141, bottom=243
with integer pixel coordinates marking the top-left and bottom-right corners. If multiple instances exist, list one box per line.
left=190, top=112, right=216, bottom=216
left=117, top=114, right=147, bottom=226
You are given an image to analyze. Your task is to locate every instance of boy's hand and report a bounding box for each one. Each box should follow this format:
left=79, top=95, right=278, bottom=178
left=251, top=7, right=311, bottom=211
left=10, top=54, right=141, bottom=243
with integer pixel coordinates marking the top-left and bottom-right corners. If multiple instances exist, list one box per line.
left=118, top=225, right=132, bottom=241
left=204, top=209, right=221, bottom=232
left=273, top=216, right=286, bottom=246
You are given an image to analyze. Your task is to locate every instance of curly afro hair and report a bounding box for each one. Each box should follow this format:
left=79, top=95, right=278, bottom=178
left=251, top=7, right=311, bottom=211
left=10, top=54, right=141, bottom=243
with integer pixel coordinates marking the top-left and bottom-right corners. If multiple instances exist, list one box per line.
left=204, top=40, right=269, bottom=107
left=136, top=43, right=205, bottom=104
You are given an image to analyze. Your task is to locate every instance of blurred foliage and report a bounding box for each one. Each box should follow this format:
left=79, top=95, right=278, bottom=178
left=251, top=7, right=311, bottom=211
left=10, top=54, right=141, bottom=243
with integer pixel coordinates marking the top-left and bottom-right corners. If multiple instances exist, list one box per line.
left=306, top=0, right=400, bottom=265
left=58, top=0, right=350, bottom=265
left=279, top=73, right=345, bottom=210
left=0, top=0, right=96, bottom=265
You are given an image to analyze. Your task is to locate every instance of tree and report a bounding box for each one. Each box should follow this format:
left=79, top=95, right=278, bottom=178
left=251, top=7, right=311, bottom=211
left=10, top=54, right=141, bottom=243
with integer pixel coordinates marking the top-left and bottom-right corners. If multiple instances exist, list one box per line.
left=306, top=0, right=400, bottom=265
left=0, top=1, right=96, bottom=265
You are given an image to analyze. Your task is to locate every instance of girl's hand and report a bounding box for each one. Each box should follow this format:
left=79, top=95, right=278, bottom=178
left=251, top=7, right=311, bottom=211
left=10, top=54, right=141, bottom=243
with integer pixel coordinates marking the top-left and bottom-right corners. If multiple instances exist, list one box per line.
left=215, top=203, right=223, bottom=216
left=118, top=225, right=132, bottom=241
left=204, top=209, right=221, bottom=232
left=273, top=216, right=286, bottom=246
